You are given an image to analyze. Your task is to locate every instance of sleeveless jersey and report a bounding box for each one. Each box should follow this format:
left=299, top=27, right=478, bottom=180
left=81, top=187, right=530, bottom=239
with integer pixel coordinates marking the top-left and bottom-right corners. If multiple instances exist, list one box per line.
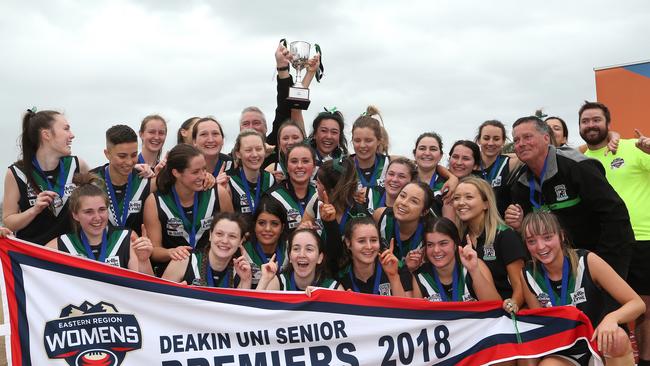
left=92, top=164, right=150, bottom=235
left=155, top=188, right=217, bottom=250
left=9, top=156, right=79, bottom=244
left=415, top=262, right=476, bottom=302
left=479, top=155, right=511, bottom=215
left=267, top=181, right=316, bottom=233
left=227, top=169, right=275, bottom=215
left=57, top=228, right=131, bottom=269
left=210, top=153, right=233, bottom=177
left=524, top=249, right=604, bottom=327
left=242, top=240, right=289, bottom=287
left=378, top=208, right=425, bottom=263
left=184, top=250, right=240, bottom=288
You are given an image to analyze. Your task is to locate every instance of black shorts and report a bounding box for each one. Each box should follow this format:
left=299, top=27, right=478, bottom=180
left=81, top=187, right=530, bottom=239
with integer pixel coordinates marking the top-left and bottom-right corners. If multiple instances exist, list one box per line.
left=627, top=241, right=650, bottom=296
left=549, top=340, right=594, bottom=366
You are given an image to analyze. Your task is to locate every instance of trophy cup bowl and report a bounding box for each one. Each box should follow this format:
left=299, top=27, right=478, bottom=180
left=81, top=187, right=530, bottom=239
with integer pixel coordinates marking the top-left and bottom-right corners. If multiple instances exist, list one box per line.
left=287, top=41, right=312, bottom=110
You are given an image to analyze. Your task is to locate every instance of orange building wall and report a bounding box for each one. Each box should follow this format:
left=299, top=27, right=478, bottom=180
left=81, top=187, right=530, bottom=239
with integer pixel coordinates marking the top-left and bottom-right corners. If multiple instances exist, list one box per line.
left=595, top=63, right=650, bottom=138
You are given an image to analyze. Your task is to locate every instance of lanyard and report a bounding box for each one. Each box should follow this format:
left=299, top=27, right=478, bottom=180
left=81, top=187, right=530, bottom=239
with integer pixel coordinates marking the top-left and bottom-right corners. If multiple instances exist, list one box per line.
left=32, top=157, right=65, bottom=196
left=288, top=181, right=314, bottom=217
left=338, top=207, right=351, bottom=233
left=378, top=191, right=386, bottom=208
left=528, top=154, right=549, bottom=209
left=433, top=262, right=459, bottom=301
left=394, top=220, right=424, bottom=258
left=171, top=186, right=199, bottom=248
left=212, top=158, right=224, bottom=177
left=542, top=256, right=570, bottom=306
left=240, top=169, right=262, bottom=213
left=104, top=166, right=133, bottom=227
left=206, top=264, right=231, bottom=288
left=80, top=229, right=108, bottom=262
left=254, top=241, right=284, bottom=267
left=137, top=153, right=145, bottom=164
left=289, top=272, right=316, bottom=291
left=480, top=155, right=503, bottom=183
left=428, top=172, right=438, bottom=190
left=355, top=154, right=380, bottom=187
left=349, top=262, right=383, bottom=294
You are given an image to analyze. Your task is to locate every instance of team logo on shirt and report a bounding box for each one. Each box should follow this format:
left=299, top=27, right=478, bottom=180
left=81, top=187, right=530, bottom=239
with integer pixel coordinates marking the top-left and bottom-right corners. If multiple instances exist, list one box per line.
left=537, top=293, right=551, bottom=308
left=610, top=158, right=625, bottom=170
left=570, top=288, right=587, bottom=305
left=379, top=282, right=392, bottom=296
left=166, top=217, right=184, bottom=237
left=427, top=293, right=443, bottom=302
left=287, top=209, right=301, bottom=229
left=482, top=247, right=496, bottom=261
left=554, top=184, right=569, bottom=201
left=491, top=176, right=502, bottom=188
left=43, top=301, right=141, bottom=366
left=128, top=200, right=142, bottom=214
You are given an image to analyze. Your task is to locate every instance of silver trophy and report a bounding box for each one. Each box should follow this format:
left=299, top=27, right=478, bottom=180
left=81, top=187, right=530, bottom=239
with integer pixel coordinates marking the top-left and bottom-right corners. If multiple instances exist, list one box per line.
left=287, top=41, right=311, bottom=110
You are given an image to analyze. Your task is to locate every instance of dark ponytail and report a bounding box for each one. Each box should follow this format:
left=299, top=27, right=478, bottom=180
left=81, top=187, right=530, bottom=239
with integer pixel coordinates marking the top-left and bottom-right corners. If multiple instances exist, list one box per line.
left=156, top=144, right=202, bottom=194
left=18, top=109, right=62, bottom=194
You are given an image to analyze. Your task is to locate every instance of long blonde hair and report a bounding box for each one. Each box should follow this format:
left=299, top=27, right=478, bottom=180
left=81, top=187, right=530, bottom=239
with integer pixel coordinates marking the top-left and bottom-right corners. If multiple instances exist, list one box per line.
left=455, top=176, right=504, bottom=248
left=521, top=211, right=578, bottom=277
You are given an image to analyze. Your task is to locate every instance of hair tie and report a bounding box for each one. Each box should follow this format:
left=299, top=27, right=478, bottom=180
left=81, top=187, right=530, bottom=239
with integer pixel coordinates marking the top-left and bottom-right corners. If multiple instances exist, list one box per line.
left=332, top=156, right=345, bottom=173
left=27, top=106, right=37, bottom=114
left=347, top=212, right=368, bottom=219
left=323, top=106, right=338, bottom=114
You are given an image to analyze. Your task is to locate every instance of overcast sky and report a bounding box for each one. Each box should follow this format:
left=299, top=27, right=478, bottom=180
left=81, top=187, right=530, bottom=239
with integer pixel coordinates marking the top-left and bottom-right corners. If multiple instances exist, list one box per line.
left=2, top=0, right=649, bottom=200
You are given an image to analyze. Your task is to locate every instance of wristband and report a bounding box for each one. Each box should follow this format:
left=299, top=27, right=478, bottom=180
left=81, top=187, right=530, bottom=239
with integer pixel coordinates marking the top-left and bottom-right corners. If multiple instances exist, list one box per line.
left=276, top=66, right=290, bottom=72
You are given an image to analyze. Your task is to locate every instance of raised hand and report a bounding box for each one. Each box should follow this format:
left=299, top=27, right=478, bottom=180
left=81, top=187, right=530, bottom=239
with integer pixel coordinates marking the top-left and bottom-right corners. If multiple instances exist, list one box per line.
left=353, top=187, right=368, bottom=205
left=131, top=224, right=154, bottom=261
left=134, top=163, right=155, bottom=178
left=275, top=42, right=292, bottom=68
left=260, top=254, right=278, bottom=281
left=33, top=191, right=56, bottom=214
left=459, top=236, right=479, bottom=272
left=234, top=246, right=252, bottom=284
left=202, top=171, right=216, bottom=190
left=504, top=204, right=523, bottom=230
left=635, top=129, right=650, bottom=154
left=405, top=247, right=423, bottom=272
left=319, top=190, right=337, bottom=222
left=379, top=239, right=399, bottom=277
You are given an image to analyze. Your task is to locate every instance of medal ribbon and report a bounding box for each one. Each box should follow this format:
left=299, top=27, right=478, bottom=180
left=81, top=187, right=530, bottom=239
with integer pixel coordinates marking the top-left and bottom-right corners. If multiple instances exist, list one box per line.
left=394, top=220, right=424, bottom=258
left=206, top=264, right=231, bottom=288
left=289, top=272, right=317, bottom=291
left=432, top=262, right=460, bottom=302
left=254, top=241, right=284, bottom=267
left=212, top=158, right=224, bottom=177
left=355, top=154, right=380, bottom=187
left=137, top=153, right=145, bottom=164
left=428, top=172, right=438, bottom=190
left=80, top=229, right=108, bottom=262
left=171, top=186, right=199, bottom=248
left=104, top=166, right=133, bottom=227
left=480, top=155, right=503, bottom=183
left=240, top=169, right=262, bottom=213
left=349, top=262, right=383, bottom=294
left=32, top=157, right=66, bottom=197
left=338, top=207, right=351, bottom=233
left=541, top=256, right=571, bottom=306
left=529, top=154, right=549, bottom=210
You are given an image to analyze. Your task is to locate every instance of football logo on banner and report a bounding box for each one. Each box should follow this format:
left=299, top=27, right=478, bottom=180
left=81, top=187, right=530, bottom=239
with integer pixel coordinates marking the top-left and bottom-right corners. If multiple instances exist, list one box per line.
left=43, top=301, right=142, bottom=366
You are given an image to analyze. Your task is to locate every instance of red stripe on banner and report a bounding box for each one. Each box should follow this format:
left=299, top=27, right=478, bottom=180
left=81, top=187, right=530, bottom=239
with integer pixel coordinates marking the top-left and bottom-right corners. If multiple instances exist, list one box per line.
left=0, top=236, right=602, bottom=365
left=0, top=238, right=24, bottom=365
